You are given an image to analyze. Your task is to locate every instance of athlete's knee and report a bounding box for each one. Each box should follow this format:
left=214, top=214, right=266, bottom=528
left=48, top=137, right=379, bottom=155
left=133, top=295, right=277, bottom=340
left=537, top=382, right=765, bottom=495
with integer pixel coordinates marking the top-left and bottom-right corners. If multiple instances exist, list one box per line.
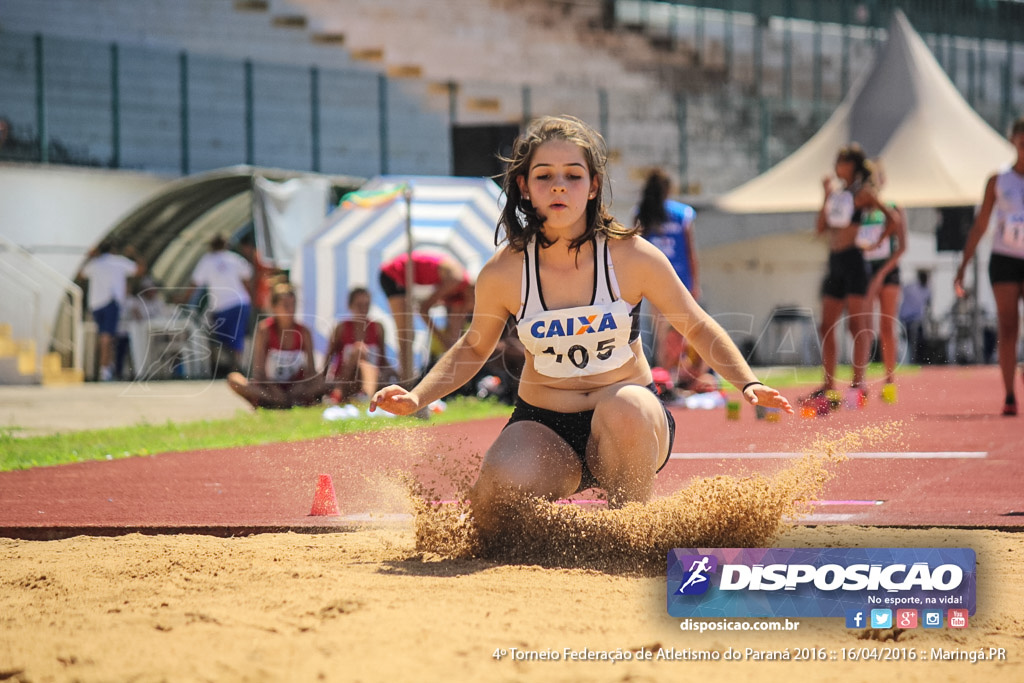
left=468, top=474, right=529, bottom=536
left=226, top=371, right=247, bottom=391
left=593, top=393, right=650, bottom=437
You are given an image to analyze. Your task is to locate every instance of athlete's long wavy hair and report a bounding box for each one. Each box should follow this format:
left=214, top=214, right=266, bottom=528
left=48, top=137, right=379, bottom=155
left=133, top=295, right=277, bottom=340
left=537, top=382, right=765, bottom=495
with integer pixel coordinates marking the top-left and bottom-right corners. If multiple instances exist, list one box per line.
left=496, top=115, right=637, bottom=253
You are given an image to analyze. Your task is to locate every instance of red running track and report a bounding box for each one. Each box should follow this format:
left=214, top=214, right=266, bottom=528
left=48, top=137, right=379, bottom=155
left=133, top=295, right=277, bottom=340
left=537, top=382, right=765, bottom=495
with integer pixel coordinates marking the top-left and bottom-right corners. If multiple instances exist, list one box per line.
left=1, top=366, right=1021, bottom=538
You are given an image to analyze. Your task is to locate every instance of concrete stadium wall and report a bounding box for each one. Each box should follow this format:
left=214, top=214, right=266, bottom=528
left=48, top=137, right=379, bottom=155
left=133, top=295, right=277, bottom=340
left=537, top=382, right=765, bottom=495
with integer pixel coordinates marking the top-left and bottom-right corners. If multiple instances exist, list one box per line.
left=0, top=163, right=172, bottom=280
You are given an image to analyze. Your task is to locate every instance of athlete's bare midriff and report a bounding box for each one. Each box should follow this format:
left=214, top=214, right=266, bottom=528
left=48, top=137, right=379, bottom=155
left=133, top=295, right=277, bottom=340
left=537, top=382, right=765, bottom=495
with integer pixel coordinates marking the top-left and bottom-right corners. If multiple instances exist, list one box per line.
left=516, top=338, right=653, bottom=412
left=827, top=222, right=861, bottom=252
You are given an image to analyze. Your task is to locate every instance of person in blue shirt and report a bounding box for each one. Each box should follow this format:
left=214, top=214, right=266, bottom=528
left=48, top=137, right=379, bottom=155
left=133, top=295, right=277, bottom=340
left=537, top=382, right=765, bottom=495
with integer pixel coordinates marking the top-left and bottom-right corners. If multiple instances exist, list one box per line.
left=633, top=169, right=711, bottom=393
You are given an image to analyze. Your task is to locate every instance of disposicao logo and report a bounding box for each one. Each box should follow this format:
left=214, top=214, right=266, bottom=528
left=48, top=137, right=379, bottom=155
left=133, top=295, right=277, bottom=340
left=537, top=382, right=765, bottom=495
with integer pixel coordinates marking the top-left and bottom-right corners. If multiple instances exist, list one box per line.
left=674, top=554, right=718, bottom=595
left=667, top=548, right=976, bottom=619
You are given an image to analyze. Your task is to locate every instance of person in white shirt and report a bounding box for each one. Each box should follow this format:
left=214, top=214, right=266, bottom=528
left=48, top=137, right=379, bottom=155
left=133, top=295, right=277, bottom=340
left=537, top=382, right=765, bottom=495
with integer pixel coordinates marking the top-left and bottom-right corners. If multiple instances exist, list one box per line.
left=956, top=116, right=1024, bottom=416
left=76, top=242, right=145, bottom=381
left=187, top=235, right=254, bottom=375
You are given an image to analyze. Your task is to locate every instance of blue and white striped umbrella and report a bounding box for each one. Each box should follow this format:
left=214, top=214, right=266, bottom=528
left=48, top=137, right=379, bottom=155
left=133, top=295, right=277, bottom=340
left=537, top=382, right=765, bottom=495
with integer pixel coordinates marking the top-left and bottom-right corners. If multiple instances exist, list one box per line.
left=292, top=175, right=504, bottom=369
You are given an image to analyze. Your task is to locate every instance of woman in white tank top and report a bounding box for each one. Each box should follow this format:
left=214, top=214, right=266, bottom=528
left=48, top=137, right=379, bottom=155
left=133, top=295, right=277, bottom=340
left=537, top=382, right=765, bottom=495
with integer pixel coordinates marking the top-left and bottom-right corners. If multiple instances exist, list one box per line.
left=955, top=116, right=1024, bottom=416
left=371, top=116, right=793, bottom=540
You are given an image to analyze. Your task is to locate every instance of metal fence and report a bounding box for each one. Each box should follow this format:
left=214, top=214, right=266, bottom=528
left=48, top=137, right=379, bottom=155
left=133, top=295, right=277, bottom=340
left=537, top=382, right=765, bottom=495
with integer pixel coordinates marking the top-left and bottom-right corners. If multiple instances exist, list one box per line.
left=0, top=13, right=1020, bottom=196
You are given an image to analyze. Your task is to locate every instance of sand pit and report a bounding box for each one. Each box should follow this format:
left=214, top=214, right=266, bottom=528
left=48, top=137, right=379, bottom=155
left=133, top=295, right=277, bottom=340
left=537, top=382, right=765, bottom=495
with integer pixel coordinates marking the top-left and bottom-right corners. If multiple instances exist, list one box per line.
left=1, top=526, right=1021, bottom=682
left=0, top=429, right=1018, bottom=683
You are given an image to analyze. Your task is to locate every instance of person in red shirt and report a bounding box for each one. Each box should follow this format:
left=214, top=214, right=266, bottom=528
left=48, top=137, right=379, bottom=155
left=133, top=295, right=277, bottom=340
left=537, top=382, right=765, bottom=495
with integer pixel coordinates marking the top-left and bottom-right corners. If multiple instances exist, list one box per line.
left=227, top=283, right=324, bottom=409
left=378, top=251, right=475, bottom=382
left=323, top=287, right=395, bottom=402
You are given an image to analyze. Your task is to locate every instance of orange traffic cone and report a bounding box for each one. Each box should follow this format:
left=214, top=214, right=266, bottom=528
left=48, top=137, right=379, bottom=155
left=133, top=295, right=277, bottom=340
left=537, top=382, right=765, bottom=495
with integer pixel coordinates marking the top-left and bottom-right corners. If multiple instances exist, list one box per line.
left=309, top=474, right=340, bottom=516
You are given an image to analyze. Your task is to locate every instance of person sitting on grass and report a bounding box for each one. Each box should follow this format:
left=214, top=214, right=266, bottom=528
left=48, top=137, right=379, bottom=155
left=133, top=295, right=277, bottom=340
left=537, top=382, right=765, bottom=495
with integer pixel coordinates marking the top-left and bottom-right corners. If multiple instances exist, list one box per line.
left=228, top=283, right=324, bottom=409
left=323, top=286, right=396, bottom=403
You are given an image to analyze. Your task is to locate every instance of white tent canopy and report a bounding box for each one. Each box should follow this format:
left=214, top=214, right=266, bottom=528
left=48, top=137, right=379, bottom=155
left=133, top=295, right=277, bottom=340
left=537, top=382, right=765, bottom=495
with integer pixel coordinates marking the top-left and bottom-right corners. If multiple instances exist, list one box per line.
left=715, top=10, right=1015, bottom=214
left=291, top=175, right=503, bottom=368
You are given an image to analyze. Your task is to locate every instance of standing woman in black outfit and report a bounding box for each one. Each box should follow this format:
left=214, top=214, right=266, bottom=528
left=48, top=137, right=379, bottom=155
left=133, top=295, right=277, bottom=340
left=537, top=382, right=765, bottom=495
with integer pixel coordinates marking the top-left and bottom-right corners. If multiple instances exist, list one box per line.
left=811, top=144, right=898, bottom=399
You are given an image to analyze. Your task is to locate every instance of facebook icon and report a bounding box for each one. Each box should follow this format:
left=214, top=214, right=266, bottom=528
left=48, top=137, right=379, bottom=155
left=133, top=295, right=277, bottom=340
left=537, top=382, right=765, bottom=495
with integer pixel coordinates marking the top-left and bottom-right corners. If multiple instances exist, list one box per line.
left=845, top=609, right=866, bottom=629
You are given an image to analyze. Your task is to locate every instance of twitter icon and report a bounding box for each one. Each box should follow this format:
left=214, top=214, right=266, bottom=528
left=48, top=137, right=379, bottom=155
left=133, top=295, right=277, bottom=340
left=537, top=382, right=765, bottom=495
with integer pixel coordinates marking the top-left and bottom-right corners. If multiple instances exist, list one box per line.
left=870, top=609, right=893, bottom=629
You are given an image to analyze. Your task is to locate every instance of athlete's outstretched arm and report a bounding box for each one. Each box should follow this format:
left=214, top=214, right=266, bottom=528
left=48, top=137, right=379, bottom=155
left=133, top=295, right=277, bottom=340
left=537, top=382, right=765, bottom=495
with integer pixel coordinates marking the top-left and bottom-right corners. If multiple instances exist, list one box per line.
left=628, top=239, right=794, bottom=413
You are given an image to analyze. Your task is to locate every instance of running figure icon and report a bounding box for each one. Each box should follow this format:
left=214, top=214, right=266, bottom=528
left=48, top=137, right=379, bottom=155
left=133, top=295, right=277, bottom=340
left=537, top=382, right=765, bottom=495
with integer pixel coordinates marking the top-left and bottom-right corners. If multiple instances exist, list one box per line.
left=678, top=556, right=713, bottom=593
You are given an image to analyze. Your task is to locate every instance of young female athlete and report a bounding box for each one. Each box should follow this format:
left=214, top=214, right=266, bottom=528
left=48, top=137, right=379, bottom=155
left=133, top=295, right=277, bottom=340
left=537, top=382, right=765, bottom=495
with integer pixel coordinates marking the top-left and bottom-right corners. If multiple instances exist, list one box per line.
left=811, top=144, right=897, bottom=399
left=856, top=169, right=907, bottom=395
left=371, top=115, right=793, bottom=536
left=955, top=116, right=1024, bottom=416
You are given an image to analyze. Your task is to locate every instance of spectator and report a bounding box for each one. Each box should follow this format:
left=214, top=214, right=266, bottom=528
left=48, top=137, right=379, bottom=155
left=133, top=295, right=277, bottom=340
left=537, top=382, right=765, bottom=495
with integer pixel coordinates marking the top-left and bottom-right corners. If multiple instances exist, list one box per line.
left=857, top=171, right=907, bottom=392
left=955, top=115, right=1024, bottom=415
left=323, top=286, right=395, bottom=402
left=76, top=242, right=145, bottom=381
left=186, top=235, right=253, bottom=376
left=378, top=251, right=475, bottom=382
left=227, top=284, right=324, bottom=409
left=808, top=144, right=897, bottom=400
left=236, top=234, right=277, bottom=320
left=114, top=276, right=167, bottom=379
left=632, top=169, right=711, bottom=394
left=899, top=269, right=932, bottom=365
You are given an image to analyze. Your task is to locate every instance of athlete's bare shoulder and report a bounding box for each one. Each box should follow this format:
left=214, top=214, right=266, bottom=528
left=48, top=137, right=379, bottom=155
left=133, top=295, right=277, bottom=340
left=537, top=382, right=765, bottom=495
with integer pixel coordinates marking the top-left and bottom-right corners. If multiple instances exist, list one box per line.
left=475, top=245, right=524, bottom=314
left=606, top=234, right=675, bottom=302
left=480, top=245, right=524, bottom=280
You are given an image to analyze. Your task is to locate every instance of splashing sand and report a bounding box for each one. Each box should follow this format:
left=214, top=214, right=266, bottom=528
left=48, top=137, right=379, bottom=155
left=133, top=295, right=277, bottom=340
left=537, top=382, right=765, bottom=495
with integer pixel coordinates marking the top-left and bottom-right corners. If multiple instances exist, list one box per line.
left=409, top=422, right=905, bottom=574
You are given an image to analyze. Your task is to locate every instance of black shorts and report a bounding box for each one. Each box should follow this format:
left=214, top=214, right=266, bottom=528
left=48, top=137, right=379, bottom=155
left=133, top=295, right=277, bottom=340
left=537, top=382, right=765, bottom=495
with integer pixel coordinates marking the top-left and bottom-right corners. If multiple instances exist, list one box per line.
left=503, top=383, right=676, bottom=493
left=867, top=260, right=900, bottom=287
left=822, top=246, right=869, bottom=299
left=989, top=253, right=1024, bottom=285
left=379, top=271, right=405, bottom=298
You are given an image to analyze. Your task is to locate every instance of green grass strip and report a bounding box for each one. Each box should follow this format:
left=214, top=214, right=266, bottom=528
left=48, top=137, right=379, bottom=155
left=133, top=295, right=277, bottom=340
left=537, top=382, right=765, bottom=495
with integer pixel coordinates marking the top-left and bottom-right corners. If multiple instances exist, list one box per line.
left=721, top=362, right=921, bottom=392
left=0, top=397, right=512, bottom=472
left=0, top=363, right=920, bottom=471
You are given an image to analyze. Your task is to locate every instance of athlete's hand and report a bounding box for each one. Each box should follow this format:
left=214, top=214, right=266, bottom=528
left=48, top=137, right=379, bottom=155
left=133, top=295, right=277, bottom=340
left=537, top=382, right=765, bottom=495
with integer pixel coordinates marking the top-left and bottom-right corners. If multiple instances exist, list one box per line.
left=743, top=383, right=795, bottom=415
left=369, top=385, right=421, bottom=415
left=953, top=268, right=967, bottom=298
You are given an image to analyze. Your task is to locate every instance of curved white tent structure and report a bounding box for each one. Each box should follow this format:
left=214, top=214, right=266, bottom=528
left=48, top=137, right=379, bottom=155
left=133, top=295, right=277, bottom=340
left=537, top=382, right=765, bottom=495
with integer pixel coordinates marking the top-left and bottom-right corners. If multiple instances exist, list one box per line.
left=716, top=10, right=1015, bottom=214
left=292, top=175, right=503, bottom=366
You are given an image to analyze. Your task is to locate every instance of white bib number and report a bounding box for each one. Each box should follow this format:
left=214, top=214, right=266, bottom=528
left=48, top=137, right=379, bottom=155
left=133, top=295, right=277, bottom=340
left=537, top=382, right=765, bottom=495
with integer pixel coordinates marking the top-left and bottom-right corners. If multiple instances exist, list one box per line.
left=267, top=348, right=304, bottom=381
left=542, top=338, right=616, bottom=370
left=1002, top=213, right=1024, bottom=249
left=825, top=191, right=855, bottom=229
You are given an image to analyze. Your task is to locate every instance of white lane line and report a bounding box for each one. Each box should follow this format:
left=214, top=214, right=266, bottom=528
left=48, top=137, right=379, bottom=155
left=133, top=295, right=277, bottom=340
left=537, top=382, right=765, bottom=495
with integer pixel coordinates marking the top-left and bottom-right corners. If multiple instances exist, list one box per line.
left=789, top=514, right=862, bottom=523
left=669, top=451, right=987, bottom=460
